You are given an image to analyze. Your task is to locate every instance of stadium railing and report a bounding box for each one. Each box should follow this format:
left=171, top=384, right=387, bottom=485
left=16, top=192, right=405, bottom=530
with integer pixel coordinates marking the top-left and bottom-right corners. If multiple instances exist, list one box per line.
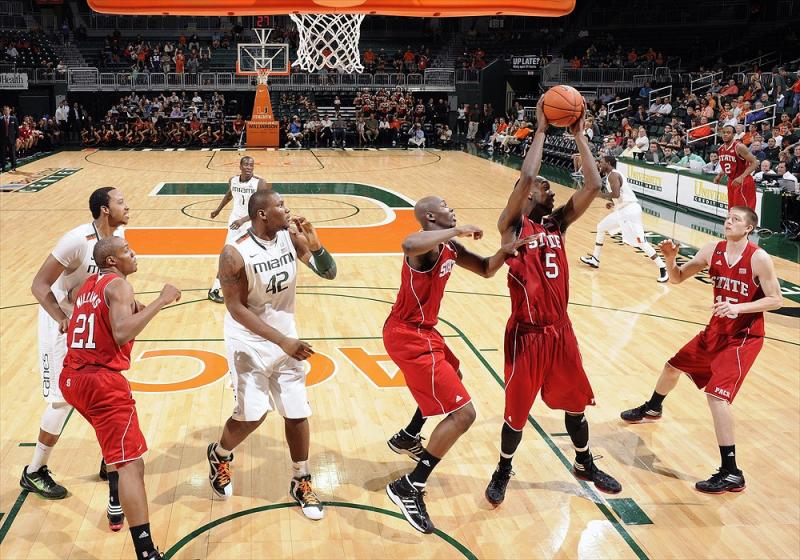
left=608, top=97, right=630, bottom=118
left=690, top=71, right=723, bottom=94
left=648, top=84, right=672, bottom=106
left=685, top=120, right=719, bottom=146
left=67, top=67, right=456, bottom=91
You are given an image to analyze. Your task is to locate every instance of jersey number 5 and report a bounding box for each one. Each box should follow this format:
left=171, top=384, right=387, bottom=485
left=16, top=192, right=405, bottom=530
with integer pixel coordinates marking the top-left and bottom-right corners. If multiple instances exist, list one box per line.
left=70, top=313, right=97, bottom=349
left=545, top=252, right=559, bottom=279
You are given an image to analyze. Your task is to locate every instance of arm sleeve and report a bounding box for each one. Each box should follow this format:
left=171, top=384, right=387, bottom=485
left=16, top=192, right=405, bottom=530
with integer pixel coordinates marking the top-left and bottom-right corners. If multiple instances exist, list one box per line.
left=307, top=247, right=337, bottom=280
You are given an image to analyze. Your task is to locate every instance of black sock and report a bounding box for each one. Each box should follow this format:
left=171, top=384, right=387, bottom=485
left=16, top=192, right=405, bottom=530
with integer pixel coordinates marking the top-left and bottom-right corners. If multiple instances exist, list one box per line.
left=403, top=408, right=426, bottom=438
left=565, top=413, right=591, bottom=463
left=720, top=445, right=738, bottom=472
left=107, top=470, right=120, bottom=507
left=647, top=391, right=666, bottom=410
left=499, top=422, right=523, bottom=470
left=130, top=523, right=155, bottom=559
left=408, top=450, right=441, bottom=486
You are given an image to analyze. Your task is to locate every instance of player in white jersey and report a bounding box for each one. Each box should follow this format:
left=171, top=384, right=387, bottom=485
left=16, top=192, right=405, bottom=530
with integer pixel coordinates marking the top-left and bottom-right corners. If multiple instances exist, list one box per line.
left=24, top=187, right=129, bottom=528
left=208, top=155, right=271, bottom=303
left=206, top=189, right=337, bottom=521
left=580, top=156, right=668, bottom=282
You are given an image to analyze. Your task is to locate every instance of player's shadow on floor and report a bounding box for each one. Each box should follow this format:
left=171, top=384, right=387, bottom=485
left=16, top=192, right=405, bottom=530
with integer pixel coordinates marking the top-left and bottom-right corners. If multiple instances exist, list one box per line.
left=593, top=426, right=694, bottom=481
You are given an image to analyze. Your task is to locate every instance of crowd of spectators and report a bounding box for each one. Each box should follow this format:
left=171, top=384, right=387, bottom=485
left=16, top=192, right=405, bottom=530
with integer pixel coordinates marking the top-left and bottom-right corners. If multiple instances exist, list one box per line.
left=99, top=30, right=232, bottom=73
left=1, top=30, right=62, bottom=71
left=568, top=32, right=675, bottom=70
left=360, top=46, right=435, bottom=75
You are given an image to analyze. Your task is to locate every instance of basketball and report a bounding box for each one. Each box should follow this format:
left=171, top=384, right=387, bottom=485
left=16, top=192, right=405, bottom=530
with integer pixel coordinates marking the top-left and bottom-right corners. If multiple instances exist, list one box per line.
left=541, top=85, right=585, bottom=127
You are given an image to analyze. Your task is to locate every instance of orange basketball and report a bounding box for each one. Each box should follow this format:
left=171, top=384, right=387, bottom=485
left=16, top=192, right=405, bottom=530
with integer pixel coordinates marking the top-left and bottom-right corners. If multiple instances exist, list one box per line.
left=541, top=85, right=585, bottom=127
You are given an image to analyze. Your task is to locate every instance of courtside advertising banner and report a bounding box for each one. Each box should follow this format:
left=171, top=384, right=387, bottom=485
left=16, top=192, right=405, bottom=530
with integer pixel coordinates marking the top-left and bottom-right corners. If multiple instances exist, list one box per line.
left=618, top=161, right=678, bottom=204
left=0, top=73, right=28, bottom=90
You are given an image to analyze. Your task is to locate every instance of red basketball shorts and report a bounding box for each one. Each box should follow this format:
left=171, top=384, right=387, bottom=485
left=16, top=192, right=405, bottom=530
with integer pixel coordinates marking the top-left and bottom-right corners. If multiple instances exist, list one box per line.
left=728, top=175, right=756, bottom=211
left=668, top=327, right=763, bottom=403
left=503, top=319, right=595, bottom=431
left=59, top=366, right=148, bottom=465
left=383, top=318, right=470, bottom=418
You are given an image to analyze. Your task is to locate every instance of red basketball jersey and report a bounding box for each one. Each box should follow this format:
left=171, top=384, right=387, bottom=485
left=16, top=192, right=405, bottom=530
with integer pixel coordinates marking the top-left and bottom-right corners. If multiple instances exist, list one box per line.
left=506, top=216, right=569, bottom=326
left=707, top=240, right=765, bottom=336
left=717, top=140, right=748, bottom=181
left=63, top=273, right=134, bottom=372
left=388, top=242, right=458, bottom=328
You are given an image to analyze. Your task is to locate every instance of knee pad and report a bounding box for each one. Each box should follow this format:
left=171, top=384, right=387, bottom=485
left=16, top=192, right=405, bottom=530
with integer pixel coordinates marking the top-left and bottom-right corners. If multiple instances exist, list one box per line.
left=40, top=402, right=72, bottom=435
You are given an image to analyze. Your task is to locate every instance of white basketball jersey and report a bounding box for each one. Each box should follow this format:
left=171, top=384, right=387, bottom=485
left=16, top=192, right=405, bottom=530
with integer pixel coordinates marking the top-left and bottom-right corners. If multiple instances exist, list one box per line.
left=610, top=169, right=637, bottom=209
left=50, top=223, right=125, bottom=316
left=223, top=228, right=298, bottom=343
left=229, top=175, right=260, bottom=224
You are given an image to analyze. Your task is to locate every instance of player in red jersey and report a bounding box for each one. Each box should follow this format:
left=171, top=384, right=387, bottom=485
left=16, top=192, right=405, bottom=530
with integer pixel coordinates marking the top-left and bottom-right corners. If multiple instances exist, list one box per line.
left=59, top=237, right=180, bottom=560
left=384, top=196, right=530, bottom=533
left=484, top=99, right=622, bottom=507
left=621, top=206, right=782, bottom=493
left=715, top=124, right=759, bottom=211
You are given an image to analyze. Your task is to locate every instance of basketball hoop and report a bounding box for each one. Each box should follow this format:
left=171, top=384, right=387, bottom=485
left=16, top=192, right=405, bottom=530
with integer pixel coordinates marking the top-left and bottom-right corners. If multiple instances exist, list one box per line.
left=256, top=67, right=270, bottom=85
left=289, top=13, right=365, bottom=74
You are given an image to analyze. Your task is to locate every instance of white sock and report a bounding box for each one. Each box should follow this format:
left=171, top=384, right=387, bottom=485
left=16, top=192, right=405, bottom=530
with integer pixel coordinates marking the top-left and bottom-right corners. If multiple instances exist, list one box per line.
left=292, top=460, right=309, bottom=479
left=592, top=242, right=603, bottom=261
left=212, top=278, right=221, bottom=291
left=215, top=443, right=232, bottom=459
left=28, top=442, right=53, bottom=473
left=640, top=243, right=666, bottom=268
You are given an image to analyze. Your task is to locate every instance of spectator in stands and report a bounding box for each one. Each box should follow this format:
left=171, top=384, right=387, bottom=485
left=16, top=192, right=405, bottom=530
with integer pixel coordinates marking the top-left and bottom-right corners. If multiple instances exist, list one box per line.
left=639, top=82, right=652, bottom=104
left=677, top=146, right=705, bottom=169
left=68, top=102, right=83, bottom=141
left=633, top=105, right=649, bottom=125
left=753, top=159, right=772, bottom=182
left=644, top=141, right=664, bottom=164
left=703, top=152, right=722, bottom=175
left=763, top=136, right=780, bottom=161
left=635, top=128, right=649, bottom=152
left=689, top=116, right=714, bottom=141
left=662, top=146, right=680, bottom=165
left=408, top=123, right=425, bottom=148
left=776, top=161, right=799, bottom=189
left=719, top=79, right=739, bottom=99
left=620, top=138, right=639, bottom=158
left=787, top=144, right=800, bottom=178
left=745, top=101, right=768, bottom=125
left=286, top=116, right=303, bottom=148
left=319, top=114, right=333, bottom=147
left=439, top=124, right=453, bottom=148
left=365, top=115, right=379, bottom=146
left=750, top=140, right=766, bottom=162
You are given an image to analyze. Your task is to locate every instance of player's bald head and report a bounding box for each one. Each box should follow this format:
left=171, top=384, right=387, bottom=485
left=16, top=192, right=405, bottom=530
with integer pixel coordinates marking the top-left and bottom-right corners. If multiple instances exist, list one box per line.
left=248, top=189, right=279, bottom=220
left=414, top=196, right=444, bottom=224
left=93, top=236, right=126, bottom=268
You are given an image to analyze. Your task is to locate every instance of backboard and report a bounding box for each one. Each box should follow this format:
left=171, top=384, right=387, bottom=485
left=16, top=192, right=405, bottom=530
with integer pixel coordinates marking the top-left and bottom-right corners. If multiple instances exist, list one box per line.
left=236, top=30, right=290, bottom=77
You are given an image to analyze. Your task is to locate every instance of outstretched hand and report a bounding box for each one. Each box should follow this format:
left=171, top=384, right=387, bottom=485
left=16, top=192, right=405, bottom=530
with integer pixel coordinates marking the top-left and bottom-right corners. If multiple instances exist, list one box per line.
left=456, top=224, right=483, bottom=240
left=658, top=239, right=680, bottom=259
left=501, top=234, right=536, bottom=257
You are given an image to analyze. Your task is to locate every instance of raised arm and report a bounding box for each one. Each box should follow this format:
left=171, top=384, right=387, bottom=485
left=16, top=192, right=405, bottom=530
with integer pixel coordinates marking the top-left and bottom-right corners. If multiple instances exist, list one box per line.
left=106, top=279, right=180, bottom=346
left=498, top=99, right=547, bottom=235
left=713, top=250, right=782, bottom=317
left=292, top=216, right=337, bottom=280
left=219, top=245, right=314, bottom=360
left=659, top=239, right=713, bottom=284
left=210, top=177, right=233, bottom=219
left=550, top=113, right=603, bottom=230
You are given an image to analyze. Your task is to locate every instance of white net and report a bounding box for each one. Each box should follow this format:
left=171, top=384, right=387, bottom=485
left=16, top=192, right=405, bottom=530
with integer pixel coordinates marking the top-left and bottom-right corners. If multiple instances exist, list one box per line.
left=289, top=13, right=365, bottom=74
left=256, top=67, right=270, bottom=85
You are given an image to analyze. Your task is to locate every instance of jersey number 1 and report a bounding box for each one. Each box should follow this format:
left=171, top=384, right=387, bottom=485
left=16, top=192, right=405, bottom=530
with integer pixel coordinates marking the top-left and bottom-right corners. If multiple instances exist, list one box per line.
left=70, top=313, right=97, bottom=349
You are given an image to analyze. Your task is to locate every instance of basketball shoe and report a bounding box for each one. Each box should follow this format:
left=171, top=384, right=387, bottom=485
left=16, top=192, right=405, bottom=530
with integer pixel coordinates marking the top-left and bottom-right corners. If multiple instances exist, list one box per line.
left=386, top=475, right=434, bottom=534
left=20, top=465, right=67, bottom=499
left=620, top=403, right=663, bottom=423
left=485, top=466, right=514, bottom=506
left=657, top=268, right=669, bottom=283
left=387, top=431, right=426, bottom=462
left=573, top=456, right=622, bottom=494
left=695, top=469, right=746, bottom=494
left=579, top=255, right=599, bottom=268
left=206, top=443, right=233, bottom=499
left=107, top=501, right=124, bottom=532
left=207, top=288, right=224, bottom=304
left=290, top=475, right=324, bottom=520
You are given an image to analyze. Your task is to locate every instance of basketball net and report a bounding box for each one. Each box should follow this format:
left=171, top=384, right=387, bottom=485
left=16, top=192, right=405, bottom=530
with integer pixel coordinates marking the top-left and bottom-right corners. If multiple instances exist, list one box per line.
left=289, top=13, right=365, bottom=73
left=256, top=67, right=270, bottom=86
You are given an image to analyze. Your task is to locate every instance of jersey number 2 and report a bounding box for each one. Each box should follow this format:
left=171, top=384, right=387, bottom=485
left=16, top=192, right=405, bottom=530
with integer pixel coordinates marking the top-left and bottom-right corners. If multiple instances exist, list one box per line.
left=70, top=313, right=97, bottom=349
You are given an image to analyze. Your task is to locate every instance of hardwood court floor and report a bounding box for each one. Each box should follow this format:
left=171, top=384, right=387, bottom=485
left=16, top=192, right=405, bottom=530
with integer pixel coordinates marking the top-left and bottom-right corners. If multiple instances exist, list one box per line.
left=1, top=148, right=798, bottom=560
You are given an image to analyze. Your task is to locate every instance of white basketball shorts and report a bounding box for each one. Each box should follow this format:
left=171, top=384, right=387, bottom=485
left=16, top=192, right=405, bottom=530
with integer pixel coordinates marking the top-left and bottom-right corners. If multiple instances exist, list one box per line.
left=38, top=306, right=67, bottom=403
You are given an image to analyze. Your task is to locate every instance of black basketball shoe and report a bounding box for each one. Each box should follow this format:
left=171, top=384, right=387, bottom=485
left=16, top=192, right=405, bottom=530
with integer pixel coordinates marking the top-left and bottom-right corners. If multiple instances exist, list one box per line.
left=387, top=431, right=426, bottom=462
left=485, top=466, right=514, bottom=506
left=107, top=500, right=125, bottom=532
left=386, top=475, right=435, bottom=534
left=573, top=456, right=622, bottom=494
left=695, top=469, right=746, bottom=494
left=620, top=403, right=663, bottom=423
left=20, top=465, right=67, bottom=499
